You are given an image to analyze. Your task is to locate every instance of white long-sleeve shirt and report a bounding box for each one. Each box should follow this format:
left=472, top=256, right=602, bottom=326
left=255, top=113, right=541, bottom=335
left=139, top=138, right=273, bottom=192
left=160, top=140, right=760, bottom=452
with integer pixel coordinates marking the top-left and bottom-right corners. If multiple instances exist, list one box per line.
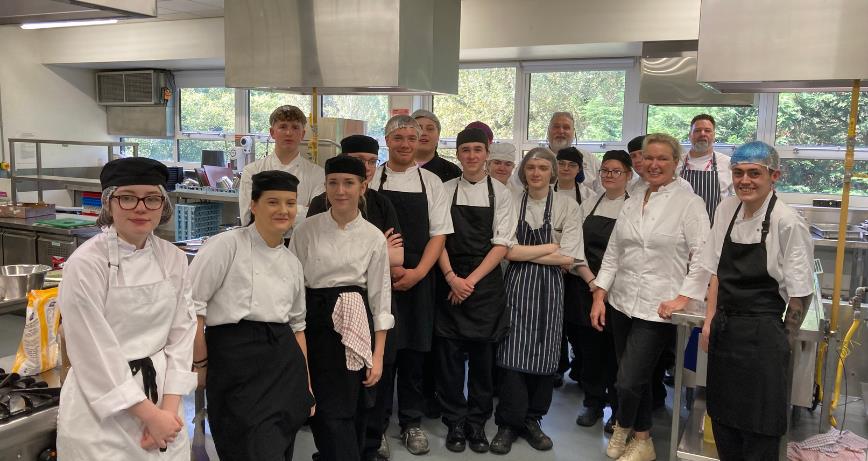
left=442, top=176, right=518, bottom=248
left=239, top=153, right=326, bottom=228
left=57, top=230, right=197, bottom=419
left=699, top=193, right=815, bottom=301
left=596, top=180, right=711, bottom=322
left=190, top=226, right=307, bottom=331
left=368, top=164, right=454, bottom=237
left=289, top=211, right=394, bottom=331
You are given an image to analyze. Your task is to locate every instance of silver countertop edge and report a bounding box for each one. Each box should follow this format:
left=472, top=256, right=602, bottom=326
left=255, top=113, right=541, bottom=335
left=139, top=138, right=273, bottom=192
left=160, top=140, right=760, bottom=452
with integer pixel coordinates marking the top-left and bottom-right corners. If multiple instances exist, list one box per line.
left=0, top=214, right=99, bottom=237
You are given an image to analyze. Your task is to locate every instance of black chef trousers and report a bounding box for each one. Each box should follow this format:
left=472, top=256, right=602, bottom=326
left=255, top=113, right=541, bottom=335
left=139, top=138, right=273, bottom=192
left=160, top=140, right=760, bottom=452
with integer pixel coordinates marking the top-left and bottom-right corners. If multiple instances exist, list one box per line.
left=557, top=321, right=582, bottom=378
left=396, top=349, right=427, bottom=429
left=576, top=322, right=618, bottom=410
left=310, top=370, right=369, bottom=461
left=494, top=368, right=554, bottom=429
left=436, top=338, right=495, bottom=429
left=711, top=419, right=781, bottom=461
left=611, top=312, right=674, bottom=432
left=363, top=361, right=395, bottom=460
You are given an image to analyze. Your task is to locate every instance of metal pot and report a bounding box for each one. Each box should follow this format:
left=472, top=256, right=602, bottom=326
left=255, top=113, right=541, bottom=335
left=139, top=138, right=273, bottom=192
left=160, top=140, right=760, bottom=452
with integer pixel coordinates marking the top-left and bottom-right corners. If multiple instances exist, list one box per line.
left=0, top=265, right=51, bottom=300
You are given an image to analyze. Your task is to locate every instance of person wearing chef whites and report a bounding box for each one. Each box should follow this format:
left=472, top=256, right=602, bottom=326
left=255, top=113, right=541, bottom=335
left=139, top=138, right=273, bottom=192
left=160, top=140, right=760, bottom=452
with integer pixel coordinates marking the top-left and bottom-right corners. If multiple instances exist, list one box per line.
left=56, top=157, right=197, bottom=460
left=190, top=170, right=314, bottom=461
left=491, top=147, right=586, bottom=455
left=678, top=114, right=734, bottom=222
left=306, top=135, right=404, bottom=461
left=591, top=133, right=710, bottom=461
left=239, top=105, right=326, bottom=230
left=290, top=155, right=394, bottom=461
left=487, top=142, right=517, bottom=186
left=547, top=112, right=602, bottom=190
left=687, top=142, right=813, bottom=461
left=369, top=115, right=453, bottom=456
left=413, top=109, right=462, bottom=183
left=574, top=150, right=633, bottom=433
left=435, top=128, right=517, bottom=454
left=554, top=147, right=596, bottom=206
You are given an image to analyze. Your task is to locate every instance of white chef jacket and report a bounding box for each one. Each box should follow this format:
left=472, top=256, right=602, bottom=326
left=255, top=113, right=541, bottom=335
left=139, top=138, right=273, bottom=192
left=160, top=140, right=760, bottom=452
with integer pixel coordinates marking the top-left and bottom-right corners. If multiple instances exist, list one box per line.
left=596, top=180, right=711, bottom=322
left=57, top=230, right=197, bottom=419
left=368, top=163, right=454, bottom=237
left=580, top=149, right=603, bottom=192
left=239, top=152, right=326, bottom=228
left=555, top=182, right=596, bottom=212
left=627, top=176, right=695, bottom=196
left=289, top=211, right=395, bottom=331
left=676, top=150, right=734, bottom=197
left=443, top=175, right=518, bottom=248
left=699, top=193, right=815, bottom=301
left=581, top=190, right=629, bottom=221
left=190, top=226, right=306, bottom=331
left=511, top=188, right=586, bottom=263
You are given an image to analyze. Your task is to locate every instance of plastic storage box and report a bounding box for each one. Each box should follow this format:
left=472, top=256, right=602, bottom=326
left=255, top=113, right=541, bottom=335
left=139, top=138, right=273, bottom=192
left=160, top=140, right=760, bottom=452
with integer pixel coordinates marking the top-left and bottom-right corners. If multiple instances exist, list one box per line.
left=174, top=202, right=223, bottom=240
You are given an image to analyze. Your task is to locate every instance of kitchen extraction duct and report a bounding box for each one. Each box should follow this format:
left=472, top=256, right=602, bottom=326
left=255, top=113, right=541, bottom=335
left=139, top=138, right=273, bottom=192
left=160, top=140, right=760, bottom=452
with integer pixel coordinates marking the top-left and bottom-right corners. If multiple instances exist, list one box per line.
left=224, top=0, right=460, bottom=94
left=0, top=0, right=156, bottom=25
left=697, top=0, right=868, bottom=92
left=639, top=41, right=755, bottom=106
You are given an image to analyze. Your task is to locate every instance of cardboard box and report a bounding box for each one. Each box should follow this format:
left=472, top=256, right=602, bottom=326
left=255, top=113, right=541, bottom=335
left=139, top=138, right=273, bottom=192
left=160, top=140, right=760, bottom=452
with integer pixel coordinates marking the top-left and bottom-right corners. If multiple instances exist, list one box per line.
left=0, top=203, right=56, bottom=218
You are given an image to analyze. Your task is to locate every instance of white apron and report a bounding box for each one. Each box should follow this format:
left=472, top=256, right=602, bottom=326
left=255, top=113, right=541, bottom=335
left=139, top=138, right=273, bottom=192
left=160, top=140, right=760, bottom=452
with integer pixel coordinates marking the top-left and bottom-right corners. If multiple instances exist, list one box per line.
left=57, top=231, right=190, bottom=460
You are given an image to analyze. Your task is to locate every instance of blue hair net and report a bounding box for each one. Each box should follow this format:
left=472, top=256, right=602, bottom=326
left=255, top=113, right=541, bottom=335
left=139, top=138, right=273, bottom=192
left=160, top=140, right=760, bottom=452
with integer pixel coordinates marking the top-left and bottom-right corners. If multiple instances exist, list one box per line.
left=730, top=141, right=780, bottom=170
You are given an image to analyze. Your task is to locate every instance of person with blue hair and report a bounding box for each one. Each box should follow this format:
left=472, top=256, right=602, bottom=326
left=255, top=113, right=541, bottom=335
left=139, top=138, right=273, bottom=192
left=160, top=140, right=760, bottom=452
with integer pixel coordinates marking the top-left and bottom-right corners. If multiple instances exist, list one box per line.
left=662, top=141, right=815, bottom=461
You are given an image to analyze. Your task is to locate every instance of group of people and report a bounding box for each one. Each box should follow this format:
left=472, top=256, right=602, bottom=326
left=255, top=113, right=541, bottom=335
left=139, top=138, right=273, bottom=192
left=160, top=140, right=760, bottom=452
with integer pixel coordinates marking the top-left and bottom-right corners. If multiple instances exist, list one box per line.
left=54, top=104, right=814, bottom=461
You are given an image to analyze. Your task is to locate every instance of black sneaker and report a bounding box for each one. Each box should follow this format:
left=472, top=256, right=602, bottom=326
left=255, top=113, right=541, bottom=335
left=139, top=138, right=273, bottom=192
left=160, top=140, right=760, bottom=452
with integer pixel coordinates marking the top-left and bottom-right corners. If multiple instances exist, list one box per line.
left=490, top=426, right=518, bottom=455
left=521, top=419, right=553, bottom=451
left=445, top=421, right=466, bottom=452
left=466, top=424, right=490, bottom=453
left=575, top=405, right=604, bottom=427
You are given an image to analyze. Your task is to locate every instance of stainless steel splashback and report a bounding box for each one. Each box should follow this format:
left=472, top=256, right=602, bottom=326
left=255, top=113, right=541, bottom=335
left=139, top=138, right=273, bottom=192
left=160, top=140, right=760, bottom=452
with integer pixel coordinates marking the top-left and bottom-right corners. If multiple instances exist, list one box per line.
left=697, top=0, right=868, bottom=92
left=224, top=0, right=460, bottom=94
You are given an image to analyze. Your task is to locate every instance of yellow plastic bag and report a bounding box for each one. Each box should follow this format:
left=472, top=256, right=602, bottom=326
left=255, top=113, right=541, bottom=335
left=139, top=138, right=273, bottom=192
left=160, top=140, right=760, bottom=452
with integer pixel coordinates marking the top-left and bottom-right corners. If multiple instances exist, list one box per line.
left=12, top=287, right=61, bottom=376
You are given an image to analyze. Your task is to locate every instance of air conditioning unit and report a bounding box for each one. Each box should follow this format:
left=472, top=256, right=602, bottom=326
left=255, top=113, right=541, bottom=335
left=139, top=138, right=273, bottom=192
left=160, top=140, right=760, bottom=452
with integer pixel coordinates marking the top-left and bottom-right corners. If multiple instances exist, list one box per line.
left=96, top=70, right=172, bottom=106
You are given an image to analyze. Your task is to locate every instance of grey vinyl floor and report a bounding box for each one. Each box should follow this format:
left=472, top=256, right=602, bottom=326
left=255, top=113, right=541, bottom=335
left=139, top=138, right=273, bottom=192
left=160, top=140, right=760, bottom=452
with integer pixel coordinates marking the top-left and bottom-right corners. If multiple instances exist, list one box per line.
left=1, top=313, right=865, bottom=461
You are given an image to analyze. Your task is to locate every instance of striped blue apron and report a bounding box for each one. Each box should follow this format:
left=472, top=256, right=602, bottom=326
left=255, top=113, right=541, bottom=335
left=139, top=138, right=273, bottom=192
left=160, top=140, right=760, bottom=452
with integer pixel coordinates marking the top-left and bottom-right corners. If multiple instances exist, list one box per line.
left=497, top=190, right=564, bottom=375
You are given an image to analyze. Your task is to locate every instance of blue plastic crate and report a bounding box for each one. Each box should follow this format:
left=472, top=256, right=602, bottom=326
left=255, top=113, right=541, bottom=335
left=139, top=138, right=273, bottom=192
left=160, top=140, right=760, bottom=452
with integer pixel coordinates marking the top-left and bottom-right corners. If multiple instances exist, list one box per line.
left=174, top=202, right=223, bottom=240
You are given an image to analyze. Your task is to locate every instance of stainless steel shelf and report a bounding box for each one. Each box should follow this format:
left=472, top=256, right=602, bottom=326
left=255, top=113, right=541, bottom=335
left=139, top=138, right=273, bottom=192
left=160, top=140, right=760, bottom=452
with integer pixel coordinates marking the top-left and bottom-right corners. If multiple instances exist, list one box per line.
left=171, top=189, right=239, bottom=203
left=11, top=175, right=102, bottom=193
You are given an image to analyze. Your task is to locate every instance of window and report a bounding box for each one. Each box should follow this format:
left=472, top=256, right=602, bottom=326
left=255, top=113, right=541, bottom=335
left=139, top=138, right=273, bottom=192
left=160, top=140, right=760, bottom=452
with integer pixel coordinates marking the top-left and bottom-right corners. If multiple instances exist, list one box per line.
left=120, top=138, right=173, bottom=161
left=322, top=95, right=390, bottom=137
left=249, top=91, right=311, bottom=134
left=778, top=158, right=868, bottom=196
left=776, top=92, right=868, bottom=147
left=434, top=67, right=516, bottom=139
left=646, top=105, right=758, bottom=144
left=180, top=88, right=235, bottom=134
left=527, top=70, right=625, bottom=141
left=178, top=139, right=234, bottom=164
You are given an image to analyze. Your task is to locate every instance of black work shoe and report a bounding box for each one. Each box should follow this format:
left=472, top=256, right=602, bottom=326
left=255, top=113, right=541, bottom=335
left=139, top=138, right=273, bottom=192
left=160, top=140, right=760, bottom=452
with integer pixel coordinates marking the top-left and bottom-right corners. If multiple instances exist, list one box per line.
left=489, top=426, right=519, bottom=455
left=604, top=414, right=616, bottom=434
left=575, top=405, right=604, bottom=427
left=445, top=422, right=467, bottom=452
left=521, top=419, right=553, bottom=451
left=466, top=424, right=490, bottom=453
left=552, top=373, right=564, bottom=388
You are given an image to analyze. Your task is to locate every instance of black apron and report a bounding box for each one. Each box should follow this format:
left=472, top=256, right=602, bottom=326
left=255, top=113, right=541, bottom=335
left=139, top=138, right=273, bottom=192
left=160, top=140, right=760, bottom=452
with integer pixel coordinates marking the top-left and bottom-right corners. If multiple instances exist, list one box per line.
left=572, top=192, right=628, bottom=327
left=497, top=190, right=564, bottom=375
left=206, top=320, right=313, bottom=460
left=707, top=193, right=789, bottom=436
left=681, top=152, right=722, bottom=223
left=377, top=167, right=436, bottom=352
left=305, top=285, right=376, bottom=418
left=435, top=176, right=508, bottom=342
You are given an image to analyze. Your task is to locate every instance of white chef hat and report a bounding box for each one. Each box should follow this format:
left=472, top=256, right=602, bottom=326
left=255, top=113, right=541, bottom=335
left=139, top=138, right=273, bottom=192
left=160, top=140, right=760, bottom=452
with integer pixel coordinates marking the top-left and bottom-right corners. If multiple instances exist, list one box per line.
left=488, top=142, right=516, bottom=163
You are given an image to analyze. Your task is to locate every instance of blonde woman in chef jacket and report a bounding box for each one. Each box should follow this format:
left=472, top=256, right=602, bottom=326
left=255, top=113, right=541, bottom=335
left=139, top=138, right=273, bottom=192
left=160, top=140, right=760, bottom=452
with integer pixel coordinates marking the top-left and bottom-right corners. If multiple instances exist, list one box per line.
left=591, top=134, right=710, bottom=461
left=57, top=157, right=197, bottom=460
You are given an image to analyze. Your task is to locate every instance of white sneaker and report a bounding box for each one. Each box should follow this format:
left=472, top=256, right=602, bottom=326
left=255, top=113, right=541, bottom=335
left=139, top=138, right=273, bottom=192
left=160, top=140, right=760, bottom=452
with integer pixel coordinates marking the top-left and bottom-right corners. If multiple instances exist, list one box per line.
left=617, top=437, right=656, bottom=461
left=606, top=423, right=631, bottom=458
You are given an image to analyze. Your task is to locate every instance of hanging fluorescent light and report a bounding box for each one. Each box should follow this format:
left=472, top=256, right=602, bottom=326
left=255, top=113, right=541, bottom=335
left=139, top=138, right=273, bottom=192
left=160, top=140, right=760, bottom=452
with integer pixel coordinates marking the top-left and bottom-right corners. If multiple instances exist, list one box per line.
left=21, top=19, right=118, bottom=30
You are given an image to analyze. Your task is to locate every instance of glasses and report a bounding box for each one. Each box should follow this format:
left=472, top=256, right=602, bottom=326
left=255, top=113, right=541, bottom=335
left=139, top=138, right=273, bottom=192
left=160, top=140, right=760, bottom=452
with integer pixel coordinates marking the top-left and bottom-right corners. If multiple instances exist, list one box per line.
left=599, top=168, right=625, bottom=178
left=112, top=195, right=165, bottom=210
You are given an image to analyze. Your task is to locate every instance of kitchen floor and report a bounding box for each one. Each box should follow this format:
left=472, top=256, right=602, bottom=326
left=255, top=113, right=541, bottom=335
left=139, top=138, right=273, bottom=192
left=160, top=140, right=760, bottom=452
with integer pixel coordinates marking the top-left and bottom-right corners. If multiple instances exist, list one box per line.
left=1, top=313, right=865, bottom=461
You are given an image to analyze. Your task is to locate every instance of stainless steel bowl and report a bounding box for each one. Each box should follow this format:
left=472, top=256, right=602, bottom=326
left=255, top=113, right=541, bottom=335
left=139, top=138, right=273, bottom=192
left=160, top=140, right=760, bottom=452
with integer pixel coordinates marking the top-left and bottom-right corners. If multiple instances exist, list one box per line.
left=0, top=265, right=51, bottom=300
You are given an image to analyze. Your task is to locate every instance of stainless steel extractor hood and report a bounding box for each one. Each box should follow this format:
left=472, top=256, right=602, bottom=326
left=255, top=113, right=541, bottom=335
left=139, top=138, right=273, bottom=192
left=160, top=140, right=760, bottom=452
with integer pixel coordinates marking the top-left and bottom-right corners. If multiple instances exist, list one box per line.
left=0, top=0, right=156, bottom=25
left=224, top=0, right=460, bottom=94
left=697, top=0, right=868, bottom=92
left=639, top=41, right=755, bottom=106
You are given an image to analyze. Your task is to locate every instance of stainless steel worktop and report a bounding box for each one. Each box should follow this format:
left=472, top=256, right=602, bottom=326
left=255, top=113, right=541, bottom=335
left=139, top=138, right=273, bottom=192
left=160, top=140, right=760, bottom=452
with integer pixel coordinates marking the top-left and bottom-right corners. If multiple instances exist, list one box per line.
left=0, top=214, right=99, bottom=237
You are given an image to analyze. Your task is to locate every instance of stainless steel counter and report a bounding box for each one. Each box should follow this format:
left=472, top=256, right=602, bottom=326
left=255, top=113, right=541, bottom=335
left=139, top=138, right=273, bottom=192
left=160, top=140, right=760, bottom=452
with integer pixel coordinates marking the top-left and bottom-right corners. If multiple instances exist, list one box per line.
left=0, top=297, right=27, bottom=316
left=0, top=213, right=99, bottom=237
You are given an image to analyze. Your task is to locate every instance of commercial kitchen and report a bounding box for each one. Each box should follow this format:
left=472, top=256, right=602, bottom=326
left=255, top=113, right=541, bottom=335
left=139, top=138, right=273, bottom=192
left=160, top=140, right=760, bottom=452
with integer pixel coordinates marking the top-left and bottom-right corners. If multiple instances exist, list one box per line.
left=0, top=1, right=866, bottom=460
